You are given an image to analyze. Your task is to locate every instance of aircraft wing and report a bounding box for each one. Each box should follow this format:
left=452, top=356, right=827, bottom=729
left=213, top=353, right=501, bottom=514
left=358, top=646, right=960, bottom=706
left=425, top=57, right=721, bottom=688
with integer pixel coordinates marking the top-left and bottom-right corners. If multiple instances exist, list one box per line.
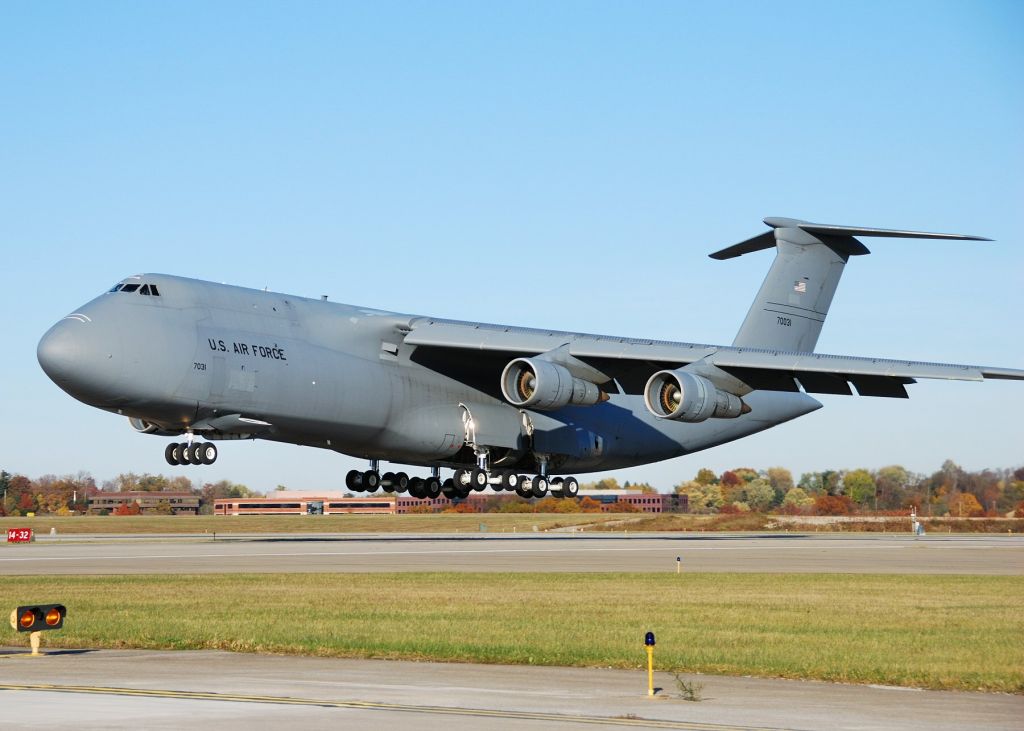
left=405, top=319, right=1024, bottom=399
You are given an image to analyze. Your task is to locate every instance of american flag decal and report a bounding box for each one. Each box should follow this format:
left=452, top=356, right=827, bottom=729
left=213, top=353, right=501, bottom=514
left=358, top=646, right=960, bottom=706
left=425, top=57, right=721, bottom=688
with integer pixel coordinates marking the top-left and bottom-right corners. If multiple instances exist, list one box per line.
left=794, top=280, right=807, bottom=293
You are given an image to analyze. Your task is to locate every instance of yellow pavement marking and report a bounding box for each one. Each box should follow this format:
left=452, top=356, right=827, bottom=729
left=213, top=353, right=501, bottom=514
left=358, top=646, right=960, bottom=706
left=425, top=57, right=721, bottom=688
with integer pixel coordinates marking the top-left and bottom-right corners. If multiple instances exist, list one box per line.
left=0, top=683, right=789, bottom=730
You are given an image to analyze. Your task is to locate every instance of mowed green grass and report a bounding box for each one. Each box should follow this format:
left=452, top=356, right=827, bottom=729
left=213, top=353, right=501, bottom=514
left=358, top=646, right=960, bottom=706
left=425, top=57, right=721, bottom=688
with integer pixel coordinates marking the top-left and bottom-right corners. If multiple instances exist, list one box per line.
left=0, top=514, right=614, bottom=535
left=3, top=573, right=1020, bottom=692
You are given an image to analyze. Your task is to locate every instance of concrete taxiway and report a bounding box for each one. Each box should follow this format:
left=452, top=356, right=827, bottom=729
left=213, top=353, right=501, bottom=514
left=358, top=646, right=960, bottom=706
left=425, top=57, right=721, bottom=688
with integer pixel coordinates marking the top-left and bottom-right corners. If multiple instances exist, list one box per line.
left=1, top=649, right=1020, bottom=731
left=2, top=533, right=1022, bottom=575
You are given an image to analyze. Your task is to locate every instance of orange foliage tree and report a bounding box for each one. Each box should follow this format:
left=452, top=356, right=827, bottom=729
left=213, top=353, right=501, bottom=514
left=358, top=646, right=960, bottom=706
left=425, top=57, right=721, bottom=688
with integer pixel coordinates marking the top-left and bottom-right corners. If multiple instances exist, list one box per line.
left=112, top=501, right=141, bottom=516
left=813, top=494, right=853, bottom=516
left=948, top=492, right=984, bottom=517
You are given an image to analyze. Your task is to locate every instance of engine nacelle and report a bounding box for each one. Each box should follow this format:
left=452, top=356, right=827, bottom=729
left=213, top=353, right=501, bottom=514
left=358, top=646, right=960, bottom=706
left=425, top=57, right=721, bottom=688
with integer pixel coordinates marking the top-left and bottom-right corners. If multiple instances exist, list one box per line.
left=127, top=417, right=181, bottom=436
left=643, top=370, right=748, bottom=422
left=501, top=358, right=606, bottom=410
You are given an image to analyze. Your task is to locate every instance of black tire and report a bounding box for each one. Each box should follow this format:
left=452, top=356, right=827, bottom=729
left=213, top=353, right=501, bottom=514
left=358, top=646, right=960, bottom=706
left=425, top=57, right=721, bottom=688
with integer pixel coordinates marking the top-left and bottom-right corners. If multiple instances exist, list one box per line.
left=441, top=478, right=459, bottom=500
left=515, top=476, right=532, bottom=498
left=363, top=470, right=380, bottom=490
left=470, top=468, right=488, bottom=491
left=407, top=477, right=424, bottom=498
left=453, top=468, right=469, bottom=489
left=531, top=476, right=548, bottom=499
left=178, top=444, right=192, bottom=465
left=562, top=476, right=580, bottom=498
left=381, top=472, right=396, bottom=493
left=394, top=472, right=409, bottom=493
left=502, top=472, right=519, bottom=490
left=550, top=477, right=564, bottom=498
left=164, top=443, right=179, bottom=466
left=424, top=477, right=442, bottom=499
left=200, top=443, right=218, bottom=465
left=346, top=469, right=362, bottom=492
left=188, top=443, right=204, bottom=464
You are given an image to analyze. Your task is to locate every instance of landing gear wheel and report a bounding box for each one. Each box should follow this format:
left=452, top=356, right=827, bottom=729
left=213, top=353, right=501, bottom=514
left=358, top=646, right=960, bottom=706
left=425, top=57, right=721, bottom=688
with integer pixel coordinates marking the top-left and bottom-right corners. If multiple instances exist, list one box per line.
left=188, top=443, right=204, bottom=464
left=453, top=468, right=469, bottom=489
left=550, top=477, right=564, bottom=497
left=424, top=477, right=442, bottom=499
left=381, top=472, right=396, bottom=493
left=407, top=477, right=425, bottom=498
left=531, top=476, right=549, bottom=498
left=441, top=478, right=459, bottom=500
left=362, top=470, right=380, bottom=491
left=515, top=476, right=532, bottom=498
left=165, top=443, right=179, bottom=466
left=199, top=443, right=218, bottom=465
left=501, top=472, right=520, bottom=491
left=470, top=468, right=488, bottom=491
left=394, top=472, right=409, bottom=493
left=562, top=476, right=579, bottom=498
left=346, top=469, right=363, bottom=492
left=178, top=444, right=192, bottom=465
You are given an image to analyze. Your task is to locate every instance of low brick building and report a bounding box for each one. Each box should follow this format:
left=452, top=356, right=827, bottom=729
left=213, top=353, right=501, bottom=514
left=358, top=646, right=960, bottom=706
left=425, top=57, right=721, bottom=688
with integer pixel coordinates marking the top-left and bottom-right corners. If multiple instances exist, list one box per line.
left=88, top=491, right=200, bottom=515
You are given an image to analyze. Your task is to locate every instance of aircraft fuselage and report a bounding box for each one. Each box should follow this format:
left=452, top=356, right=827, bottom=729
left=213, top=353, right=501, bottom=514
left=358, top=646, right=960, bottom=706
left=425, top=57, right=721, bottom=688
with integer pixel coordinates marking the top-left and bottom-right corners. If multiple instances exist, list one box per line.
left=37, top=274, right=821, bottom=477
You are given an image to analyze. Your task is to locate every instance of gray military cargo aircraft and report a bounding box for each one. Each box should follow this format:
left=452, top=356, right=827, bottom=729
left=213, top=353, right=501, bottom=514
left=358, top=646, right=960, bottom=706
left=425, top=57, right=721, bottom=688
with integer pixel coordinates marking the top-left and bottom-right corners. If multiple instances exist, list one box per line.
left=38, top=217, right=1024, bottom=501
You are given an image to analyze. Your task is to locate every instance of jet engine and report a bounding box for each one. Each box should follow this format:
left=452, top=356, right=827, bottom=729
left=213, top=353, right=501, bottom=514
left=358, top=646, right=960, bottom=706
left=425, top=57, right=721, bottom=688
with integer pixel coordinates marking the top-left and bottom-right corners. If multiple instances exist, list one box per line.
left=501, top=358, right=606, bottom=410
left=643, top=370, right=748, bottom=422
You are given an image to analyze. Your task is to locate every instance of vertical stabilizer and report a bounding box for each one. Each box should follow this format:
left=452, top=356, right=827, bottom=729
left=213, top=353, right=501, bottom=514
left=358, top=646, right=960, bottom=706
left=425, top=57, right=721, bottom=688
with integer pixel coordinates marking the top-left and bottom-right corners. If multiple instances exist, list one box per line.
left=709, top=217, right=989, bottom=353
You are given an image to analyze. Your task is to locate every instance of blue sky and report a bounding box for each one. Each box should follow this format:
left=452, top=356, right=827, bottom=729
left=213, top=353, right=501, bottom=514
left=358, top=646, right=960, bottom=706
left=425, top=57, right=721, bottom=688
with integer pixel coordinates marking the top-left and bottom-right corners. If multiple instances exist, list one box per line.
left=2, top=1, right=1021, bottom=492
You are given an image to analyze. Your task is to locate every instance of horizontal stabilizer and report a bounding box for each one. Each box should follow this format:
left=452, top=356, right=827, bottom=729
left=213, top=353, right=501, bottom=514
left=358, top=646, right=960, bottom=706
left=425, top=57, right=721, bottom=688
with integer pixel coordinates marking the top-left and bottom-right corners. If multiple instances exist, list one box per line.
left=710, top=217, right=991, bottom=260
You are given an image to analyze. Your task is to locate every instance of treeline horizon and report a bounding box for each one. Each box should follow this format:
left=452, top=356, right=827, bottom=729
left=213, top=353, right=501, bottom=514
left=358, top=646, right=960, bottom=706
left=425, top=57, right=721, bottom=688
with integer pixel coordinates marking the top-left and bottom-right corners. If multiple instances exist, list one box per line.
left=2, top=459, right=1023, bottom=518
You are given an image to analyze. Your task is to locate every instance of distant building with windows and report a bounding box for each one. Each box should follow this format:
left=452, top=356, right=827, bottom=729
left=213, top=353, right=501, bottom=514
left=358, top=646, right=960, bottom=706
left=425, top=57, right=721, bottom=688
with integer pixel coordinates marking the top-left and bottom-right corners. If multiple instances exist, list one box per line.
left=87, top=491, right=200, bottom=515
left=213, top=489, right=687, bottom=515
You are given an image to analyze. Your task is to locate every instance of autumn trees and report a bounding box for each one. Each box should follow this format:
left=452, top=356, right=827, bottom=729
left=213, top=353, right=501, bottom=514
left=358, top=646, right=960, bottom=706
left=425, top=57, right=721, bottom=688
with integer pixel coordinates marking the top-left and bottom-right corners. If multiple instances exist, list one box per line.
left=673, top=461, right=1023, bottom=517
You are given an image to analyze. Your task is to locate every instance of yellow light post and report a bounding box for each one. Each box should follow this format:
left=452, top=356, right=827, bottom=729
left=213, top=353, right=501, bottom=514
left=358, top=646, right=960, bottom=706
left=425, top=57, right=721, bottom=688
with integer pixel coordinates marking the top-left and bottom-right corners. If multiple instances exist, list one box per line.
left=644, top=631, right=656, bottom=696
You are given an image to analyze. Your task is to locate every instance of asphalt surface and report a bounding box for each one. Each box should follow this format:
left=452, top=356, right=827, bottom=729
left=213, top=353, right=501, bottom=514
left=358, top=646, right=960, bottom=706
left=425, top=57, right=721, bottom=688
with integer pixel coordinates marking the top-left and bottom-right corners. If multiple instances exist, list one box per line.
left=2, top=533, right=1022, bottom=575
left=2, top=649, right=1021, bottom=731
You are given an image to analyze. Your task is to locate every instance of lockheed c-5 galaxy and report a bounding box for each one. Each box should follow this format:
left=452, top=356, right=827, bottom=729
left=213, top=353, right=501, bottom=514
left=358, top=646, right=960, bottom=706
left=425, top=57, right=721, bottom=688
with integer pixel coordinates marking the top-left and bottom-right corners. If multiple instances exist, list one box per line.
left=38, top=217, right=1024, bottom=501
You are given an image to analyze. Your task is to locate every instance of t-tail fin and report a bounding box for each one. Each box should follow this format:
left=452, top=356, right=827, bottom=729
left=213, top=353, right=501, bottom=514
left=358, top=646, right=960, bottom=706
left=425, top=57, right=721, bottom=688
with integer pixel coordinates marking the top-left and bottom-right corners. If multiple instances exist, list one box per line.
left=710, top=217, right=990, bottom=353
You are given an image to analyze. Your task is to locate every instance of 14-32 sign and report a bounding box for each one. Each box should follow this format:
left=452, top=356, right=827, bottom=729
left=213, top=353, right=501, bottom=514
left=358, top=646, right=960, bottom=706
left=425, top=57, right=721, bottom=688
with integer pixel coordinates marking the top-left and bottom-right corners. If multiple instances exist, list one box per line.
left=6, top=528, right=33, bottom=543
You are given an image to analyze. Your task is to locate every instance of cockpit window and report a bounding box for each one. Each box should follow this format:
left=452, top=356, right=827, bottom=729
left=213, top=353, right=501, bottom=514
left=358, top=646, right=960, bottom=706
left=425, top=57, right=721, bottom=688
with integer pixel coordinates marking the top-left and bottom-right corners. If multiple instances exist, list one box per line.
left=121, top=283, right=140, bottom=292
left=140, top=284, right=151, bottom=295
left=150, top=284, right=160, bottom=296
left=108, top=284, right=123, bottom=292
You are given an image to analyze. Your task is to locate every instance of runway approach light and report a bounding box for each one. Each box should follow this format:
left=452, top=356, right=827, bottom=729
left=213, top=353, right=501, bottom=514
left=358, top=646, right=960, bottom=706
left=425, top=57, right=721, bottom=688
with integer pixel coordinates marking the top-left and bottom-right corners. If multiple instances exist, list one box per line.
left=10, top=604, right=66, bottom=656
left=644, top=631, right=656, bottom=646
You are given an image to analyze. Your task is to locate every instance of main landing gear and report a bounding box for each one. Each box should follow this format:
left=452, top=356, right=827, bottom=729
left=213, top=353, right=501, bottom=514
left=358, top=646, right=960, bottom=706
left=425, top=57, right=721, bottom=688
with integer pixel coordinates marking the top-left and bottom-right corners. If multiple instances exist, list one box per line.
left=346, top=460, right=580, bottom=501
left=164, top=441, right=218, bottom=466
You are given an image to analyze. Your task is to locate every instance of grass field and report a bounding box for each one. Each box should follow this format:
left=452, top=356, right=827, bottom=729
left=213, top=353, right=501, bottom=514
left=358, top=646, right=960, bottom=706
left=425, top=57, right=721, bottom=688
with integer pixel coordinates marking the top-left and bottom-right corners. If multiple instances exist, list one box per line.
left=0, top=514, right=615, bottom=535
left=3, top=573, right=1020, bottom=693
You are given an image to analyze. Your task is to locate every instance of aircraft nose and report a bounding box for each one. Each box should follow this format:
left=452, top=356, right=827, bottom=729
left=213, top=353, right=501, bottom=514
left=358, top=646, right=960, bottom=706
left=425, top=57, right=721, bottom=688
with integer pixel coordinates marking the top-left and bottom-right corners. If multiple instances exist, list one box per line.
left=37, top=318, right=81, bottom=385
left=38, top=315, right=123, bottom=402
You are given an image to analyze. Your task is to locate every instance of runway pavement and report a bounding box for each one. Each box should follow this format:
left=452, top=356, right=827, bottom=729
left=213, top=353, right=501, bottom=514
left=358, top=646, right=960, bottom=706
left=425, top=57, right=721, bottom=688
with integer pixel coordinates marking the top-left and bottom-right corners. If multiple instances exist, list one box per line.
left=1, top=649, right=1020, bottom=731
left=1, top=533, right=1022, bottom=575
